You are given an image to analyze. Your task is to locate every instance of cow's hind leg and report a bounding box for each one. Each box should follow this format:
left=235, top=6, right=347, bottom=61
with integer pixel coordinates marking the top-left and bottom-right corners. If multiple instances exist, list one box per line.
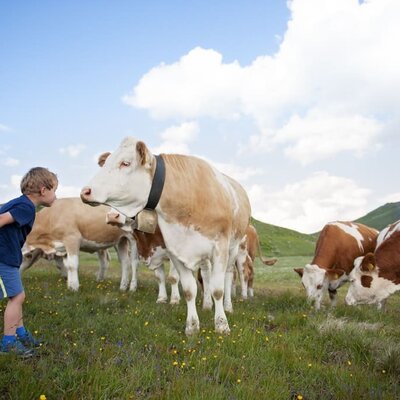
left=170, top=256, right=199, bottom=336
left=211, top=243, right=231, bottom=334
left=199, top=260, right=213, bottom=310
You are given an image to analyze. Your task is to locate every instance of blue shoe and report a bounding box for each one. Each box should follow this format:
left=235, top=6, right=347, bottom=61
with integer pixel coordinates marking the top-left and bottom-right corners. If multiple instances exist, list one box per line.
left=0, top=339, right=35, bottom=358
left=18, top=330, right=43, bottom=348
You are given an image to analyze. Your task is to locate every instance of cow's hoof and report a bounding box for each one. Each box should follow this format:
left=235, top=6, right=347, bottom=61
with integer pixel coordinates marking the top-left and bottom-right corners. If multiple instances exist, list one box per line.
left=68, top=284, right=79, bottom=292
left=169, top=297, right=180, bottom=305
left=224, top=304, right=233, bottom=314
left=202, top=302, right=213, bottom=311
left=128, top=285, right=137, bottom=292
left=215, top=318, right=230, bottom=335
left=185, top=318, right=200, bottom=336
left=156, top=297, right=168, bottom=304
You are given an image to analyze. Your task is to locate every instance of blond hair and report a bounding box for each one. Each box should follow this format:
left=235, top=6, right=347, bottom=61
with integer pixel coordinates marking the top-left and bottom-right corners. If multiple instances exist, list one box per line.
left=20, top=167, right=58, bottom=195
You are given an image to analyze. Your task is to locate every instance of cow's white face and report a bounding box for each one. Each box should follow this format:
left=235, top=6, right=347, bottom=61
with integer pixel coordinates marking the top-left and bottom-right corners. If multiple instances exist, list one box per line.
left=345, top=256, right=396, bottom=306
left=301, top=264, right=327, bottom=308
left=81, top=137, right=154, bottom=218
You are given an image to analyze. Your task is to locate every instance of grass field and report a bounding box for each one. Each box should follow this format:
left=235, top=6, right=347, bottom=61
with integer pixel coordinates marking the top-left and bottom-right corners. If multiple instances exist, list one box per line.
left=1, top=253, right=399, bottom=400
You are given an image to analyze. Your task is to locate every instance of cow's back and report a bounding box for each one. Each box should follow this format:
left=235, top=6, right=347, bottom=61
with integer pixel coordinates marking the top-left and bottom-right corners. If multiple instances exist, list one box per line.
left=312, top=222, right=378, bottom=273
left=29, top=198, right=124, bottom=245
left=375, top=222, right=400, bottom=283
left=159, top=154, right=250, bottom=240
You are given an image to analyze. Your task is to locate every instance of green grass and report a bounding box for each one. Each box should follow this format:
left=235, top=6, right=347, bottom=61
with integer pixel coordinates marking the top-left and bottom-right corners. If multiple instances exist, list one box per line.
left=1, top=255, right=399, bottom=399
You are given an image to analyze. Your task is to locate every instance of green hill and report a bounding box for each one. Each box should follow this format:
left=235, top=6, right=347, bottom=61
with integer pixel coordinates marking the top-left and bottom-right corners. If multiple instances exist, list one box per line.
left=355, top=202, right=400, bottom=230
left=251, top=217, right=316, bottom=257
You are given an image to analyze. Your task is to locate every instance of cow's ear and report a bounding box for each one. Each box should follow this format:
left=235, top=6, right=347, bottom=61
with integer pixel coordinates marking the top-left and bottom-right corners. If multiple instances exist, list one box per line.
left=294, top=268, right=304, bottom=277
left=136, top=141, right=150, bottom=166
left=98, top=152, right=111, bottom=167
left=361, top=253, right=376, bottom=272
left=326, top=268, right=345, bottom=281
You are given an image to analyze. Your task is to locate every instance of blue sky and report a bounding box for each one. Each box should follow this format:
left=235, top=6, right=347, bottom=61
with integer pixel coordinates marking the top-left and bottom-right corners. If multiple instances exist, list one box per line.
left=1, top=0, right=399, bottom=233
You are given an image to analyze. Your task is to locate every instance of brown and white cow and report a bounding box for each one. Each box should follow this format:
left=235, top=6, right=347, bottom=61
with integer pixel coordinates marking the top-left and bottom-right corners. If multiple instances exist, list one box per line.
left=233, top=224, right=277, bottom=299
left=106, top=209, right=181, bottom=304
left=294, top=221, right=378, bottom=310
left=20, top=197, right=136, bottom=292
left=81, top=136, right=251, bottom=335
left=345, top=220, right=400, bottom=308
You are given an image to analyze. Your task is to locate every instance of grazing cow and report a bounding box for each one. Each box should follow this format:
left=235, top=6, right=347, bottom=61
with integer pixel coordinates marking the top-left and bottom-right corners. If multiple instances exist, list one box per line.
left=20, top=197, right=136, bottom=292
left=294, top=221, right=378, bottom=310
left=81, top=136, right=251, bottom=335
left=106, top=209, right=181, bottom=304
left=234, top=224, right=277, bottom=299
left=345, top=220, right=400, bottom=308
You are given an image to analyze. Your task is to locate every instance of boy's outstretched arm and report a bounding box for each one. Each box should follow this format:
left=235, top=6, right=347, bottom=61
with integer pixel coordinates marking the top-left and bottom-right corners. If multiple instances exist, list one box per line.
left=0, top=212, right=15, bottom=228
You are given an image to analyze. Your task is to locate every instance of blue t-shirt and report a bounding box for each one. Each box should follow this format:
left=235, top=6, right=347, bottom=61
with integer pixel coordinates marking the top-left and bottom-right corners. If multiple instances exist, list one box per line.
left=0, top=195, right=36, bottom=267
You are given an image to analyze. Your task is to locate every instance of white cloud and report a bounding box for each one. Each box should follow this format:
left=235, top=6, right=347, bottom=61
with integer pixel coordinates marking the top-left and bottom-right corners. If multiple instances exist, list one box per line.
left=57, top=184, right=81, bottom=199
left=2, top=157, right=20, bottom=167
left=247, top=171, right=371, bottom=233
left=123, top=47, right=244, bottom=120
left=152, top=122, right=199, bottom=155
left=123, top=0, right=400, bottom=164
left=378, top=192, right=400, bottom=204
left=274, top=109, right=384, bottom=164
left=59, top=144, right=86, bottom=158
left=0, top=123, right=10, bottom=132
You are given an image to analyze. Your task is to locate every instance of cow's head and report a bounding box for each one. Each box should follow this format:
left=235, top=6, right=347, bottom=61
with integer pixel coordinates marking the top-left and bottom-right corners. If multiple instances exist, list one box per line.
left=294, top=264, right=345, bottom=310
left=345, top=253, right=392, bottom=306
left=106, top=208, right=135, bottom=233
left=20, top=246, right=44, bottom=271
left=81, top=137, right=155, bottom=218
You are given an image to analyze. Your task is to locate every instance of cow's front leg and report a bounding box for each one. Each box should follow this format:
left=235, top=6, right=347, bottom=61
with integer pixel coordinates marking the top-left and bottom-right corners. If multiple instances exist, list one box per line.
left=168, top=261, right=181, bottom=305
left=117, top=238, right=133, bottom=291
left=153, top=265, right=168, bottom=303
left=54, top=256, right=68, bottom=279
left=64, top=253, right=79, bottom=291
left=96, top=249, right=109, bottom=281
left=328, top=288, right=337, bottom=308
left=171, top=256, right=199, bottom=336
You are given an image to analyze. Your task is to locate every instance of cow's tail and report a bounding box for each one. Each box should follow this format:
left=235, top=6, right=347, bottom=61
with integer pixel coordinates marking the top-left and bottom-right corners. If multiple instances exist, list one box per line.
left=257, top=238, right=278, bottom=266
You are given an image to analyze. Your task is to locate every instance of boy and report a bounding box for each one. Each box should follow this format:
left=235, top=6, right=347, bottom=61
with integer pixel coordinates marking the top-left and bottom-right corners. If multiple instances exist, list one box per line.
left=0, top=167, right=58, bottom=357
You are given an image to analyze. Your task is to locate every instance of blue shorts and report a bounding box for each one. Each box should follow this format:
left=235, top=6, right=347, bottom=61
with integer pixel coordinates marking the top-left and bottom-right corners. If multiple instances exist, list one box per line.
left=0, top=264, right=24, bottom=300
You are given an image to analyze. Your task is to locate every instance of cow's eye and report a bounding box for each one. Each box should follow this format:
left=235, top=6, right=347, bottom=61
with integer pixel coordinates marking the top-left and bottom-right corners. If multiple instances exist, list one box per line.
left=120, top=161, right=131, bottom=167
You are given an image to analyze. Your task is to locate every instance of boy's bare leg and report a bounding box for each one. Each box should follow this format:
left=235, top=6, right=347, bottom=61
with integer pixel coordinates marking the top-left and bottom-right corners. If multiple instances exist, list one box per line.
left=4, top=291, right=25, bottom=336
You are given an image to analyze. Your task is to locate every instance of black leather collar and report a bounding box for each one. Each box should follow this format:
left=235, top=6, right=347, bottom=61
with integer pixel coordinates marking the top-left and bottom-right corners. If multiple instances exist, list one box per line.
left=144, top=155, right=165, bottom=210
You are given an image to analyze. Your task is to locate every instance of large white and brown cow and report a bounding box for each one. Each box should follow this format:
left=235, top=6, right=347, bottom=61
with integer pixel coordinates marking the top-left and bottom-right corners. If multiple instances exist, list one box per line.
left=294, top=221, right=378, bottom=310
left=81, top=136, right=251, bottom=335
left=106, top=209, right=181, bottom=305
left=20, top=197, right=136, bottom=292
left=234, top=224, right=277, bottom=299
left=345, top=220, right=400, bottom=308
